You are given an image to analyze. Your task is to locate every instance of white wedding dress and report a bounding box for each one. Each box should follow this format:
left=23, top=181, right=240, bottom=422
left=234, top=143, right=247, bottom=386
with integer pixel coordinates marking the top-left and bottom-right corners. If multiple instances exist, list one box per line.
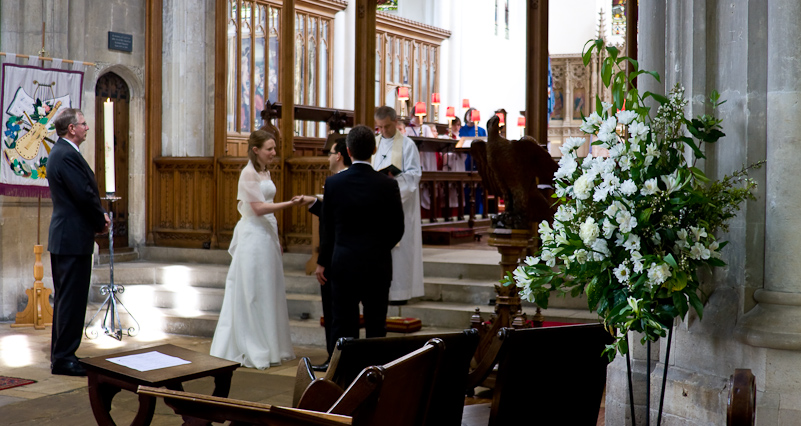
left=210, top=162, right=295, bottom=369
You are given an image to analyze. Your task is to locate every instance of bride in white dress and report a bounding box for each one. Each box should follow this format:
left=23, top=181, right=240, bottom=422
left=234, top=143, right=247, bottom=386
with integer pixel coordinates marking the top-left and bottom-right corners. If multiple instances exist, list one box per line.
left=210, top=130, right=304, bottom=369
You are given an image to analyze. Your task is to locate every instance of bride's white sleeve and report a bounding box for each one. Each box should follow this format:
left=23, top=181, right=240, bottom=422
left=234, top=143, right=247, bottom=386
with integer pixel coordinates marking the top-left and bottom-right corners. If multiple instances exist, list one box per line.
left=237, top=164, right=266, bottom=203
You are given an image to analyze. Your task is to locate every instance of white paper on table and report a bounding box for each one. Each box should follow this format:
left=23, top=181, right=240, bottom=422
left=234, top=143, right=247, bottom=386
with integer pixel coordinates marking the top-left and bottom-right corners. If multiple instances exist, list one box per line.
left=106, top=351, right=191, bottom=372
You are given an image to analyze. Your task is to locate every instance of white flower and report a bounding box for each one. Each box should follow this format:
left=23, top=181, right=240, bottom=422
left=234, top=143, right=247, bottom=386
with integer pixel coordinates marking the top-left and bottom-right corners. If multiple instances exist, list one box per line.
left=618, top=155, right=632, bottom=171
left=601, top=102, right=613, bottom=113
left=628, top=121, right=649, bottom=138
left=523, top=256, right=540, bottom=266
left=623, top=234, right=641, bottom=252
left=604, top=203, right=620, bottom=218
left=619, top=179, right=637, bottom=196
left=631, top=251, right=644, bottom=273
left=690, top=242, right=711, bottom=260
left=598, top=117, right=618, bottom=139
left=709, top=241, right=722, bottom=258
left=555, top=184, right=568, bottom=197
left=593, top=186, right=611, bottom=202
left=541, top=249, right=556, bottom=267
left=661, top=171, right=682, bottom=194
left=644, top=143, right=661, bottom=167
left=676, top=229, right=689, bottom=249
left=647, top=262, right=671, bottom=286
left=562, top=137, right=587, bottom=155
left=616, top=110, right=637, bottom=125
left=582, top=152, right=595, bottom=169
left=554, top=205, right=575, bottom=223
left=602, top=218, right=617, bottom=239
left=555, top=155, right=578, bottom=180
left=651, top=232, right=662, bottom=246
left=579, top=217, right=600, bottom=246
left=591, top=238, right=610, bottom=261
left=616, top=210, right=638, bottom=233
left=629, top=140, right=642, bottom=152
left=518, top=284, right=533, bottom=302
left=627, top=296, right=641, bottom=314
left=609, top=143, right=626, bottom=158
left=602, top=158, right=617, bottom=173
left=513, top=266, right=533, bottom=287
left=615, top=232, right=627, bottom=247
left=573, top=249, right=587, bottom=264
left=573, top=174, right=596, bottom=200
left=37, top=106, right=46, bottom=117
left=640, top=178, right=659, bottom=196
left=614, top=263, right=631, bottom=284
left=539, top=221, right=554, bottom=243
left=690, top=226, right=708, bottom=242
left=555, top=231, right=569, bottom=245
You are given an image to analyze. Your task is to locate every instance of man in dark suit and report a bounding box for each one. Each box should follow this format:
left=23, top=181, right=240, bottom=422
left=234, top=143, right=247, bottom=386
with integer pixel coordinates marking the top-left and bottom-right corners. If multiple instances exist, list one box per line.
left=318, top=125, right=404, bottom=344
left=47, top=108, right=109, bottom=376
left=301, top=139, right=352, bottom=371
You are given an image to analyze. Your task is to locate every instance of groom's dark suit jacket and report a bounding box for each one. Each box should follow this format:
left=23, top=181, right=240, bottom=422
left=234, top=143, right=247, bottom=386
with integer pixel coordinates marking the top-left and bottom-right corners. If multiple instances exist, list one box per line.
left=48, top=138, right=107, bottom=255
left=320, top=162, right=404, bottom=286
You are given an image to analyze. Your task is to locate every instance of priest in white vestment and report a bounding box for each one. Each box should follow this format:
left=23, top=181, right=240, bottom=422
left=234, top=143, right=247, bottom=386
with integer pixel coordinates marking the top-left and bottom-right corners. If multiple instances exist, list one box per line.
left=373, top=106, right=424, bottom=301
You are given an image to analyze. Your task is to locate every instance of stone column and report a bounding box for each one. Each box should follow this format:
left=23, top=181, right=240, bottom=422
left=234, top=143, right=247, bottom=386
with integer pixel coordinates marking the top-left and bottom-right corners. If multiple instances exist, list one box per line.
left=735, top=0, right=801, bottom=350
left=637, top=1, right=665, bottom=110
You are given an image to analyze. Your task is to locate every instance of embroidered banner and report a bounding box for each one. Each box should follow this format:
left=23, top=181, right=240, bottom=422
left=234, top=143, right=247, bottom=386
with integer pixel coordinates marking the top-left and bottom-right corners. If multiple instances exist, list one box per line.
left=0, top=63, right=84, bottom=197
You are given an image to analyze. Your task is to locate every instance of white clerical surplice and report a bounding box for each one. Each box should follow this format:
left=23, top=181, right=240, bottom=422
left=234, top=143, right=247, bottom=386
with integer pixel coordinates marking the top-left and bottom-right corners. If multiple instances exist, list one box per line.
left=373, top=131, right=424, bottom=301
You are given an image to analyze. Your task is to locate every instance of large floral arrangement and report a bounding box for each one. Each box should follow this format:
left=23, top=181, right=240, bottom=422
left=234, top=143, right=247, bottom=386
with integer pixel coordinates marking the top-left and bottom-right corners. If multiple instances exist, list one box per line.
left=509, top=40, right=761, bottom=359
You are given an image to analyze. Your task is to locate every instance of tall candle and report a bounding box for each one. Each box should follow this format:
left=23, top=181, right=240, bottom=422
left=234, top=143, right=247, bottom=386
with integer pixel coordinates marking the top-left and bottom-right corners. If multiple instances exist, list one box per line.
left=103, top=98, right=116, bottom=193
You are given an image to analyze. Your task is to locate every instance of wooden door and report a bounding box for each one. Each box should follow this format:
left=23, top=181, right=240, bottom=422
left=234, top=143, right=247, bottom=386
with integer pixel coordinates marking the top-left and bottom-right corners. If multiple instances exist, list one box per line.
left=94, top=72, right=130, bottom=249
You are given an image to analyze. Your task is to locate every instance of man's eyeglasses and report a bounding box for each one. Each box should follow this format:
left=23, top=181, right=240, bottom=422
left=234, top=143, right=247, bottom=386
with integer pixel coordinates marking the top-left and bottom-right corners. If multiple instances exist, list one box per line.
left=328, top=151, right=338, bottom=156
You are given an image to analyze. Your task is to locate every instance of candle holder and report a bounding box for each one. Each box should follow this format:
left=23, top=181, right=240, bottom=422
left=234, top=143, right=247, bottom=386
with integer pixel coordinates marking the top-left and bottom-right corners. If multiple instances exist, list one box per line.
left=84, top=195, right=140, bottom=341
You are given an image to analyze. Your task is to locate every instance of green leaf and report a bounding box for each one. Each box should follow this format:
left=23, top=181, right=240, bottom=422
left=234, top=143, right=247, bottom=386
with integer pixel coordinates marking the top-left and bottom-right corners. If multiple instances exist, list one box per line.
left=596, top=96, right=604, bottom=116
left=690, top=167, right=710, bottom=183
left=672, top=271, right=689, bottom=292
left=606, top=45, right=619, bottom=60
left=582, top=39, right=597, bottom=66
left=664, top=253, right=678, bottom=268
left=707, top=258, right=727, bottom=267
left=643, top=91, right=669, bottom=105
left=639, top=208, right=653, bottom=224
left=687, top=291, right=704, bottom=319
left=602, top=61, right=613, bottom=87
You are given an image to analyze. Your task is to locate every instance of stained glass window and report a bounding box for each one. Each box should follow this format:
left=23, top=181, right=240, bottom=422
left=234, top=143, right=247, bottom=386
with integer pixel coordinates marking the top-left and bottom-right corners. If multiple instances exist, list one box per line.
left=612, top=0, right=626, bottom=36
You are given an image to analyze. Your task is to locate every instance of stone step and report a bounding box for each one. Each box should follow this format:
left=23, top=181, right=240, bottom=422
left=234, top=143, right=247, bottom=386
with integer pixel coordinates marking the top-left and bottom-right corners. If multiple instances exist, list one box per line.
left=96, top=249, right=140, bottom=265
left=84, top=303, right=464, bottom=346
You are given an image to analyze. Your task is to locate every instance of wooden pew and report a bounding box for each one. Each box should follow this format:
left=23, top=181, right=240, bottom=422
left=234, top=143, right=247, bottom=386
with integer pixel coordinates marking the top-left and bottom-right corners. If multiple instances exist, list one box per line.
left=138, top=338, right=445, bottom=426
left=312, top=330, right=479, bottom=426
left=489, top=324, right=613, bottom=425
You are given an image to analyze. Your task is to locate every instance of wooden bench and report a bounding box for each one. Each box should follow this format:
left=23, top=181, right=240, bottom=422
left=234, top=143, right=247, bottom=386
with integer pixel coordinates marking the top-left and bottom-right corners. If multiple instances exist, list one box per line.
left=139, top=338, right=446, bottom=426
left=489, top=324, right=613, bottom=425
left=308, top=330, right=480, bottom=426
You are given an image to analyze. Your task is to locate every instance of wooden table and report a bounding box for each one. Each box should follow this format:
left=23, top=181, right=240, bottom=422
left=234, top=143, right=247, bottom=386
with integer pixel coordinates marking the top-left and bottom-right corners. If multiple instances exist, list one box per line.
left=80, top=344, right=240, bottom=426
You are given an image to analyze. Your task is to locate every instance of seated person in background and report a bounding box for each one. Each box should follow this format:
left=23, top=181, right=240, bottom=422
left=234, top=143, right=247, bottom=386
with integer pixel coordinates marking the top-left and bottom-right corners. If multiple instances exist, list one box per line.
left=408, top=115, right=438, bottom=218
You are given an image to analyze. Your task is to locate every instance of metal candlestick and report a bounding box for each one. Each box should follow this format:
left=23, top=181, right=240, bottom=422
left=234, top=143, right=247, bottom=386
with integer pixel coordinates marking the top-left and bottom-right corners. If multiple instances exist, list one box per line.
left=85, top=195, right=139, bottom=341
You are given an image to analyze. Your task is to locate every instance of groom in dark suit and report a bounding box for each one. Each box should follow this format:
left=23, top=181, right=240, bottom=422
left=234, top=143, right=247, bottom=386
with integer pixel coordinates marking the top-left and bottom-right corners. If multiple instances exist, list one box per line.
left=47, top=108, right=109, bottom=376
left=319, top=125, right=404, bottom=343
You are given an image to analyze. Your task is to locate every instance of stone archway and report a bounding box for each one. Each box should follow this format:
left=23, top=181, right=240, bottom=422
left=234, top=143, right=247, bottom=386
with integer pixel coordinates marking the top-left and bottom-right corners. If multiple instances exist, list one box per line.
left=94, top=72, right=131, bottom=249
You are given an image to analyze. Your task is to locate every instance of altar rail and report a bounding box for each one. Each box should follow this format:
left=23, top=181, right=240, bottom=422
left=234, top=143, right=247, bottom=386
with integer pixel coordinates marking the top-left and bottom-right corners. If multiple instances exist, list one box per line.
left=150, top=156, right=490, bottom=249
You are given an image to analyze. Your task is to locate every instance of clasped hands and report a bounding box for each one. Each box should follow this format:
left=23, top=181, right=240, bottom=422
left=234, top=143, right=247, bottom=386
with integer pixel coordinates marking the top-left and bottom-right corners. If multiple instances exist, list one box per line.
left=290, top=195, right=317, bottom=206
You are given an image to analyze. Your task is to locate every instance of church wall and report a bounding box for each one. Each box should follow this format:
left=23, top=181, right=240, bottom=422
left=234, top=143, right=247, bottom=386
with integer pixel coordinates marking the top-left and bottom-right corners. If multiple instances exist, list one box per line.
left=0, top=0, right=147, bottom=320
left=603, top=1, right=777, bottom=424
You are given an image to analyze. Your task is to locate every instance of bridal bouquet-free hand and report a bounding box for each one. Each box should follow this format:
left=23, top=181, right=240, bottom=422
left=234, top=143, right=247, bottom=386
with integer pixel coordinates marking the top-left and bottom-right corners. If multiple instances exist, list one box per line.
left=508, top=40, right=761, bottom=359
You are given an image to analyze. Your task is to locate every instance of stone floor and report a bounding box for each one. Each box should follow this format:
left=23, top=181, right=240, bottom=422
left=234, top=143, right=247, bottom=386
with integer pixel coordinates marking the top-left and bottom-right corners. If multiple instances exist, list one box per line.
left=0, top=324, right=328, bottom=425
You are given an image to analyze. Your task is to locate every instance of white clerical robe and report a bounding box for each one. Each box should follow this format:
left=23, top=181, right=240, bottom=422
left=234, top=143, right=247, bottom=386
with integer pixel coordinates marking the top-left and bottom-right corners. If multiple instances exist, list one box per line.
left=373, top=132, right=424, bottom=301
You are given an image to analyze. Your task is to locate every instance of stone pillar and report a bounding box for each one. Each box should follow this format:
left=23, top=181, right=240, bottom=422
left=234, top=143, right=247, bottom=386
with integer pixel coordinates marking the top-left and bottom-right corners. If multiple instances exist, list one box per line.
left=332, top=10, right=347, bottom=109
left=735, top=0, right=801, bottom=349
left=637, top=1, right=665, bottom=110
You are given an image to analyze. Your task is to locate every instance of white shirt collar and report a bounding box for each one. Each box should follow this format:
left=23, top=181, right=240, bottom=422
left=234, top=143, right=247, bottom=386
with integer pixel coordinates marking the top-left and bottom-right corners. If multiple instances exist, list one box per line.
left=352, top=160, right=372, bottom=167
left=62, top=137, right=80, bottom=153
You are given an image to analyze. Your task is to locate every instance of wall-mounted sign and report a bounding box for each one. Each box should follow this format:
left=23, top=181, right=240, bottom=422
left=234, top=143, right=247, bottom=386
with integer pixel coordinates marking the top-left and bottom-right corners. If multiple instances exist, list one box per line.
left=108, top=32, right=133, bottom=53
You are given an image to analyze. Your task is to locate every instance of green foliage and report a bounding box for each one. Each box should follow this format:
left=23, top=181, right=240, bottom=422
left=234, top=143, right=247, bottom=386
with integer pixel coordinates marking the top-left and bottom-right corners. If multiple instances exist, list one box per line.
left=512, top=39, right=763, bottom=361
